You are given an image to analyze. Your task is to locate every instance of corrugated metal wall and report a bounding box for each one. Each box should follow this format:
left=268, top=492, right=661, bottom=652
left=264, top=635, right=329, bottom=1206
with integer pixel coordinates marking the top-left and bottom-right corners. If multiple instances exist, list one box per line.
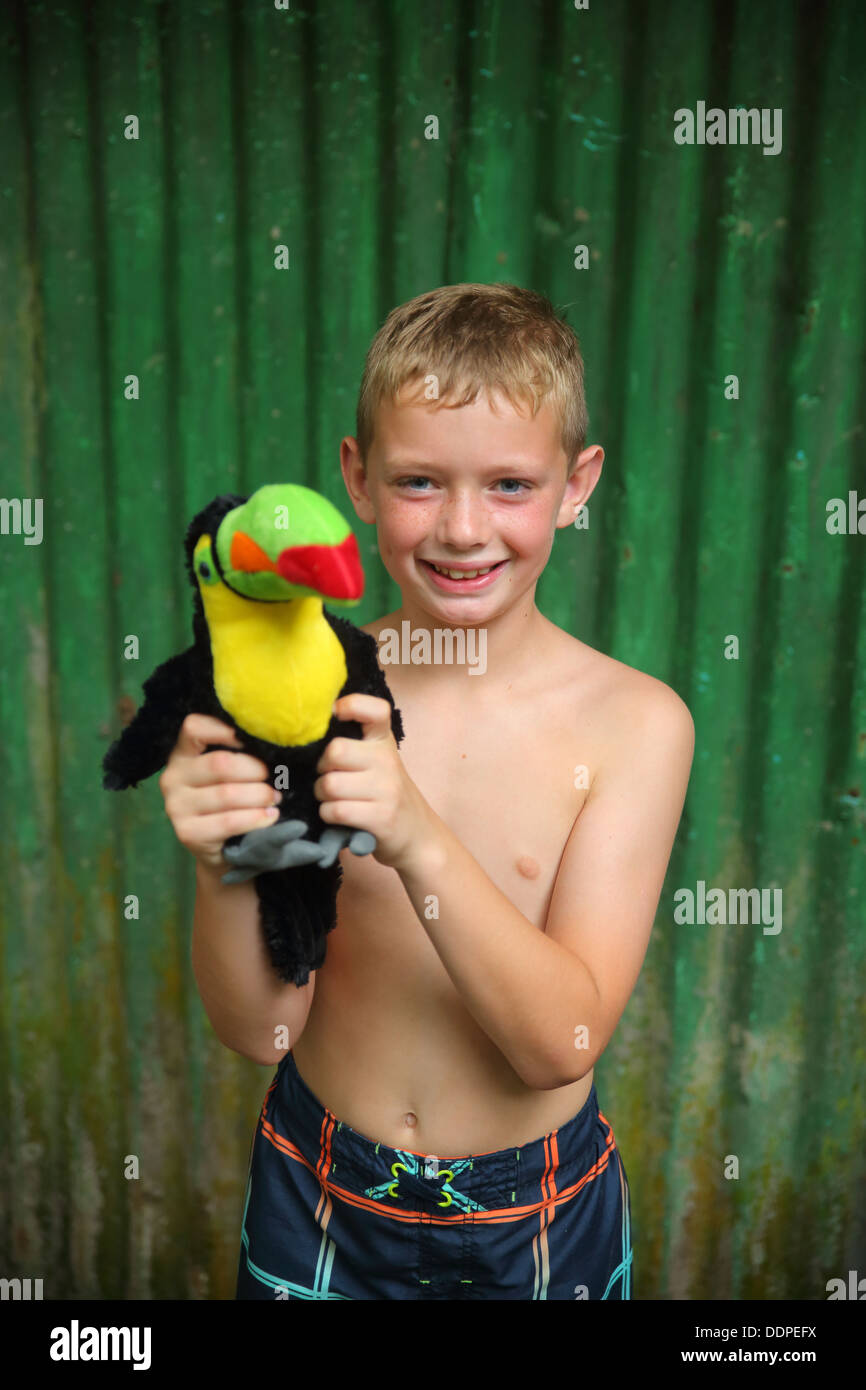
left=1, top=0, right=863, bottom=1300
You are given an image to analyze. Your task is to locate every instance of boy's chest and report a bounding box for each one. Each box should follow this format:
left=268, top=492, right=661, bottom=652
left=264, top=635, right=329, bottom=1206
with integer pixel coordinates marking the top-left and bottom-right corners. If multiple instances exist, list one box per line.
left=341, top=684, right=593, bottom=929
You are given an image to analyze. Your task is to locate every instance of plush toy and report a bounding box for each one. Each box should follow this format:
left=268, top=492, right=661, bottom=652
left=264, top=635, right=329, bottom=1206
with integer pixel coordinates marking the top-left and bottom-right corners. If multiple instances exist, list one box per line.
left=102, top=482, right=404, bottom=986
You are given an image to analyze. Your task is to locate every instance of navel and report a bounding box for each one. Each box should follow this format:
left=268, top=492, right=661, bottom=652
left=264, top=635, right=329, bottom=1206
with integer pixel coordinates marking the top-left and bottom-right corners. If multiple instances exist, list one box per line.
left=516, top=855, right=540, bottom=879
left=404, top=1111, right=417, bottom=1128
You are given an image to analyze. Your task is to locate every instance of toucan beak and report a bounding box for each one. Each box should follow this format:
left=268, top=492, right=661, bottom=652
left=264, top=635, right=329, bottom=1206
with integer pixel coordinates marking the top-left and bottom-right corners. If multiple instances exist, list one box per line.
left=276, top=532, right=364, bottom=599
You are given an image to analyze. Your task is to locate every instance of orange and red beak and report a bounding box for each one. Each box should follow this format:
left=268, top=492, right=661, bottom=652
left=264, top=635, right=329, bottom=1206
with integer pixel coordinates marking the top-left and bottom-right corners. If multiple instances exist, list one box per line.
left=229, top=528, right=364, bottom=600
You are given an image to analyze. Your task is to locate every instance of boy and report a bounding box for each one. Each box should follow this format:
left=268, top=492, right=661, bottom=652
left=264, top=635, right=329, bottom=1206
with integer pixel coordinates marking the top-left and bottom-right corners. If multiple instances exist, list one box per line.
left=161, top=283, right=694, bottom=1300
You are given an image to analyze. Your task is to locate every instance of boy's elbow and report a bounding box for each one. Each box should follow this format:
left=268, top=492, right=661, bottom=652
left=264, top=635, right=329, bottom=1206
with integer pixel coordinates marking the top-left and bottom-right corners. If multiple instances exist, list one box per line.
left=534, top=1066, right=590, bottom=1091
left=242, top=1044, right=282, bottom=1066
left=534, top=1047, right=598, bottom=1090
left=212, top=1030, right=286, bottom=1066
left=250, top=1043, right=291, bottom=1067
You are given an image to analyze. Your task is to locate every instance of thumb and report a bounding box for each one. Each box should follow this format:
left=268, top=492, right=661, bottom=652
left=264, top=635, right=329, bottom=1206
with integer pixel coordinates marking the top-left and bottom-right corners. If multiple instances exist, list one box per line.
left=333, top=693, right=393, bottom=740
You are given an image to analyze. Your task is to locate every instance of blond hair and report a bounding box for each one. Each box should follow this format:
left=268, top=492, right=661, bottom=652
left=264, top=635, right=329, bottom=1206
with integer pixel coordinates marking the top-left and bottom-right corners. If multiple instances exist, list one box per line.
left=355, top=282, right=588, bottom=469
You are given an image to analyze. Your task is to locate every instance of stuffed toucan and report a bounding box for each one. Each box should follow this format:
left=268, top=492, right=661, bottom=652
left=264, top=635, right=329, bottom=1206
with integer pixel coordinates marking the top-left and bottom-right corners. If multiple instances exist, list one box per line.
left=102, top=482, right=404, bottom=986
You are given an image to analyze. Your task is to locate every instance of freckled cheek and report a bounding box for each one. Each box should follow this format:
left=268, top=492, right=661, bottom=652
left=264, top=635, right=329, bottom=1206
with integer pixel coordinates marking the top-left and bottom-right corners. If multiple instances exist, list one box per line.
left=377, top=508, right=429, bottom=561
left=503, top=509, right=551, bottom=561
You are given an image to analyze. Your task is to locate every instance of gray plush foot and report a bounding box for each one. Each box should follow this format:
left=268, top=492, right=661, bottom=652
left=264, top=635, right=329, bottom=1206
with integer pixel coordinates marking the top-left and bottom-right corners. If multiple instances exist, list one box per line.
left=315, top=826, right=377, bottom=868
left=221, top=819, right=328, bottom=884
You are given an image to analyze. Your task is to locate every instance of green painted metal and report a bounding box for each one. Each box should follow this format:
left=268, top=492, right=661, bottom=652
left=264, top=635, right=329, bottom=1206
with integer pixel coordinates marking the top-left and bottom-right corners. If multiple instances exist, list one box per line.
left=0, top=0, right=863, bottom=1300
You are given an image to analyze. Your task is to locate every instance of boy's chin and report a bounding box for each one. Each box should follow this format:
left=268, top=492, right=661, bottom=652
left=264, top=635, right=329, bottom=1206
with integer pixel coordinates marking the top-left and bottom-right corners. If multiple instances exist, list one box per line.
left=407, top=580, right=512, bottom=627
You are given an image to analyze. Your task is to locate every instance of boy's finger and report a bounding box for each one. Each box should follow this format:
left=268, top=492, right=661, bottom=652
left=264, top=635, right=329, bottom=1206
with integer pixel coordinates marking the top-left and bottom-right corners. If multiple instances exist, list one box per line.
left=316, top=736, right=369, bottom=772
left=176, top=714, right=243, bottom=755
left=185, top=749, right=271, bottom=785
left=183, top=780, right=280, bottom=815
left=179, top=805, right=281, bottom=846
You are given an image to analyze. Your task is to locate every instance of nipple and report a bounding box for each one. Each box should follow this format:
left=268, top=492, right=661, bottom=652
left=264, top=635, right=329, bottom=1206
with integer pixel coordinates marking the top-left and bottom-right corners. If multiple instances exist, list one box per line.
left=516, top=855, right=540, bottom=879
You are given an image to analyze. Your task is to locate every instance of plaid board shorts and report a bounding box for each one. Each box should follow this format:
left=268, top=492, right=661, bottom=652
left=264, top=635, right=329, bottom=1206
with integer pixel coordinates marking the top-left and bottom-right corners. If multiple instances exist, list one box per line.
left=236, top=1048, right=633, bottom=1300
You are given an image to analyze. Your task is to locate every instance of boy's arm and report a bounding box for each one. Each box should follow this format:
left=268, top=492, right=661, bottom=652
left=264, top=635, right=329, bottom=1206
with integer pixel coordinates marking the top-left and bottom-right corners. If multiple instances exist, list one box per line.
left=395, top=684, right=694, bottom=1090
left=539, top=685, right=695, bottom=1084
left=191, top=861, right=316, bottom=1065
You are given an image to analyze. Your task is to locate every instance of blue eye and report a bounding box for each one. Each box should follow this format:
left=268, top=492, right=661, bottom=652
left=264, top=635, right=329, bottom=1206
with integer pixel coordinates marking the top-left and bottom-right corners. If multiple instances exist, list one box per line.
left=396, top=477, right=529, bottom=493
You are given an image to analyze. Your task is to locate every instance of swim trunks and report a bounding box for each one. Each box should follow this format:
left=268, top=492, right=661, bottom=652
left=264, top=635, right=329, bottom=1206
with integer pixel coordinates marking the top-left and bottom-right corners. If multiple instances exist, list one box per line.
left=236, top=1049, right=633, bottom=1300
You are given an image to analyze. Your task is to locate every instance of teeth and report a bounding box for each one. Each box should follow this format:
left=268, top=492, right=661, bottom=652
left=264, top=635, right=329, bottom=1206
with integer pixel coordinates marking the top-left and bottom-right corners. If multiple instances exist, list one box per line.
left=431, top=563, right=495, bottom=579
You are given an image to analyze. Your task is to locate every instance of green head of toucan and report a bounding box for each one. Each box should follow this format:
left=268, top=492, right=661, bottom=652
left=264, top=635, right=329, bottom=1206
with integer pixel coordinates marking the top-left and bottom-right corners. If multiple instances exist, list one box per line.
left=186, top=483, right=364, bottom=608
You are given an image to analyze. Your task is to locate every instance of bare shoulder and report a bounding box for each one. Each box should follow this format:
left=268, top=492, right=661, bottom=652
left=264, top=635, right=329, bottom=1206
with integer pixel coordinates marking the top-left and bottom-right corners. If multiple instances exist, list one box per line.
left=586, top=640, right=690, bottom=722
left=554, top=629, right=695, bottom=831
left=554, top=627, right=695, bottom=755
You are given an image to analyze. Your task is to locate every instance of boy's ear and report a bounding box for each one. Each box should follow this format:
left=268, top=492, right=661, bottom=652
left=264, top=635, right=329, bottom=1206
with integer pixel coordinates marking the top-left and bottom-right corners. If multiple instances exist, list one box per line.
left=555, top=444, right=604, bottom=529
left=340, top=436, right=377, bottom=525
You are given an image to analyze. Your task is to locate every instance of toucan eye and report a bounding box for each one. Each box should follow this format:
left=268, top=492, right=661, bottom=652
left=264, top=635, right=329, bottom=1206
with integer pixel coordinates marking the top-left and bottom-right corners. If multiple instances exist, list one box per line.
left=198, top=561, right=211, bottom=578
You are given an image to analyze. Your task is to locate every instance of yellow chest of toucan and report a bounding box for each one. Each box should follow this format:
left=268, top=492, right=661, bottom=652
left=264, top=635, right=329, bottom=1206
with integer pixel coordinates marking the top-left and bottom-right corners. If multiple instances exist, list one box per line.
left=200, top=584, right=347, bottom=746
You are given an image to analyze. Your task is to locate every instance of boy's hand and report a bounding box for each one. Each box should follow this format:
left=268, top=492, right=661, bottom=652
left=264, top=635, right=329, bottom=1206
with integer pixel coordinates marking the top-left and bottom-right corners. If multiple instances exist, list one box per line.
left=158, top=714, right=281, bottom=875
left=314, top=694, right=432, bottom=872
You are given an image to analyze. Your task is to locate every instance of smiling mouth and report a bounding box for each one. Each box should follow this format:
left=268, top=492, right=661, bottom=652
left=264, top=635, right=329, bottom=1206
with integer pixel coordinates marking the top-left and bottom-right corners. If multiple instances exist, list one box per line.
left=420, top=559, right=508, bottom=580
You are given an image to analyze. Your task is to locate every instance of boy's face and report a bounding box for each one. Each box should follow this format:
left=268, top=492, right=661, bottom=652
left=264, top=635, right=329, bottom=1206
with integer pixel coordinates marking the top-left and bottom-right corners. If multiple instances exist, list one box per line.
left=340, top=384, right=602, bottom=626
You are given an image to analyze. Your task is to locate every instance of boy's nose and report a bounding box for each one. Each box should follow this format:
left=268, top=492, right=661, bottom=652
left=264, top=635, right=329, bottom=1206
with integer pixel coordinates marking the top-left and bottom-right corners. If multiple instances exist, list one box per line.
left=435, top=492, right=493, bottom=545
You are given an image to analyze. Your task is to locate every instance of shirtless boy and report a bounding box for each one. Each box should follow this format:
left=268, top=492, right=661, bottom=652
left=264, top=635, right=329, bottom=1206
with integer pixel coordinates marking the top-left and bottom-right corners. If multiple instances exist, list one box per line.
left=160, top=283, right=694, bottom=1300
